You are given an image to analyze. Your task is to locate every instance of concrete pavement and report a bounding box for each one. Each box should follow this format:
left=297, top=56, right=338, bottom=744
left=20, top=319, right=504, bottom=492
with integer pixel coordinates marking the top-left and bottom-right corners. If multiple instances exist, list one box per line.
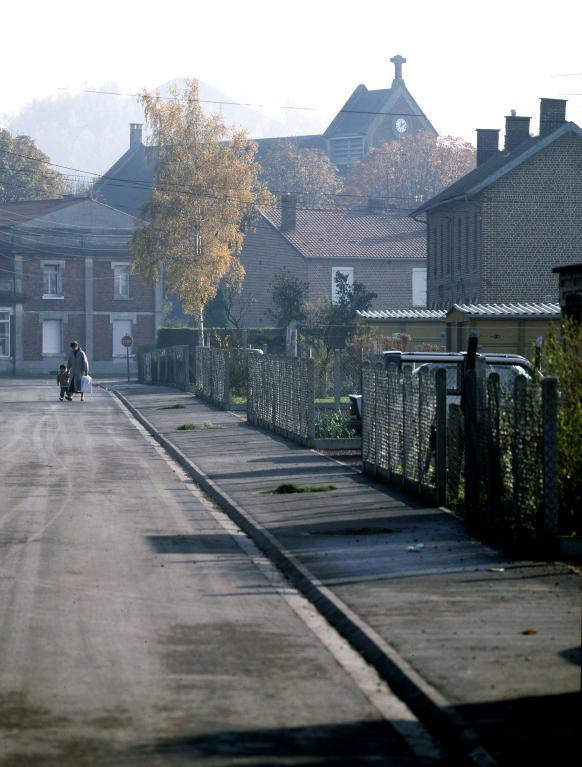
left=0, top=380, right=426, bottom=767
left=115, top=383, right=581, bottom=767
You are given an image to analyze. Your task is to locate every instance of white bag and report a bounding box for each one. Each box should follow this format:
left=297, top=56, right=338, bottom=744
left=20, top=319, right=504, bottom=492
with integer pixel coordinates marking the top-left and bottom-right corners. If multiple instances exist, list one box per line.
left=80, top=375, right=92, bottom=394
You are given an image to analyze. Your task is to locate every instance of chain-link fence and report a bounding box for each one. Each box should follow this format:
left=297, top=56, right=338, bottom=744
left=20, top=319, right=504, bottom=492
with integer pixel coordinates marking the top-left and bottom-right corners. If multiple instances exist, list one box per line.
left=247, top=354, right=315, bottom=446
left=362, top=362, right=438, bottom=502
left=141, top=345, right=190, bottom=391
left=194, top=347, right=230, bottom=408
left=456, top=370, right=558, bottom=541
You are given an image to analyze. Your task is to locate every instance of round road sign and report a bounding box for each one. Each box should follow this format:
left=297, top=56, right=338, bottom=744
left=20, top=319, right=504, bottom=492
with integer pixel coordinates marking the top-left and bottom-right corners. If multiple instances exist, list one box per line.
left=121, top=334, right=133, bottom=348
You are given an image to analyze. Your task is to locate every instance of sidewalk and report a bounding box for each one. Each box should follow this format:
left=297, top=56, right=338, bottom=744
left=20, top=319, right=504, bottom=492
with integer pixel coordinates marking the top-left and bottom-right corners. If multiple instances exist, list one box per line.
left=114, top=384, right=580, bottom=767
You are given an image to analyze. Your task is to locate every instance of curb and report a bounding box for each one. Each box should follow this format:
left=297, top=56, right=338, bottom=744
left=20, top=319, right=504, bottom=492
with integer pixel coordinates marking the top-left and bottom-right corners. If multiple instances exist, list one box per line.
left=113, top=387, right=498, bottom=767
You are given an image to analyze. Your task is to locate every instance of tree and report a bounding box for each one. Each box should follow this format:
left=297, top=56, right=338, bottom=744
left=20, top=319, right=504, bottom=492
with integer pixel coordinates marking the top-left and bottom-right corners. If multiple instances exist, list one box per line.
left=259, top=140, right=342, bottom=208
left=267, top=271, right=308, bottom=327
left=304, top=271, right=377, bottom=350
left=343, top=131, right=475, bottom=205
left=0, top=129, right=63, bottom=202
left=131, top=79, right=272, bottom=335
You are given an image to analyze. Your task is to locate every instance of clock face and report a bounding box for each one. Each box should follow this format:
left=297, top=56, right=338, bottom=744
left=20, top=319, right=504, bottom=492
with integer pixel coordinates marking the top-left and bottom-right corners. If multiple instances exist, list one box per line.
left=394, top=117, right=408, bottom=134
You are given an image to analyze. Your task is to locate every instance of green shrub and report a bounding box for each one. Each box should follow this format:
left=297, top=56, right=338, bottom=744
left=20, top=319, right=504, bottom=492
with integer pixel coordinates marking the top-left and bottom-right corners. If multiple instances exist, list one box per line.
left=542, top=319, right=582, bottom=533
left=315, top=409, right=355, bottom=439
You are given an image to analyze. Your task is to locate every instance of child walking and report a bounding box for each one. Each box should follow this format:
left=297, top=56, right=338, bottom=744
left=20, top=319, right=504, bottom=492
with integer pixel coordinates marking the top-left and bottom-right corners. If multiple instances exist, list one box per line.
left=57, top=365, right=70, bottom=401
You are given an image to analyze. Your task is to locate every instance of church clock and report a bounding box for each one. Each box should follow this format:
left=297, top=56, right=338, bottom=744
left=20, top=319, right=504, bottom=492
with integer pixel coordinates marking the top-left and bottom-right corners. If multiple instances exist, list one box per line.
left=393, top=117, right=408, bottom=135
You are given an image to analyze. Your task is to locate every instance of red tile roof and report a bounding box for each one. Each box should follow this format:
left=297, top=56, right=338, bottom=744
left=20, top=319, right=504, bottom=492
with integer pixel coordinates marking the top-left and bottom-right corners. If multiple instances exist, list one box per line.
left=263, top=207, right=426, bottom=260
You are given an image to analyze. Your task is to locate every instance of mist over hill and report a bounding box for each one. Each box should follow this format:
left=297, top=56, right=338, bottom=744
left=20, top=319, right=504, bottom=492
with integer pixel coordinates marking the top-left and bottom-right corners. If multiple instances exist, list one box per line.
left=5, top=79, right=324, bottom=176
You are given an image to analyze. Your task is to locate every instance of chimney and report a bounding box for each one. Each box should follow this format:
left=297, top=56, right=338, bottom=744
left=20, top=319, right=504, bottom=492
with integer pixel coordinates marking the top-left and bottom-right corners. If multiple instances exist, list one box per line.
left=504, top=112, right=531, bottom=152
left=475, top=128, right=500, bottom=166
left=539, top=98, right=567, bottom=137
left=129, top=123, right=143, bottom=149
left=280, top=194, right=297, bottom=231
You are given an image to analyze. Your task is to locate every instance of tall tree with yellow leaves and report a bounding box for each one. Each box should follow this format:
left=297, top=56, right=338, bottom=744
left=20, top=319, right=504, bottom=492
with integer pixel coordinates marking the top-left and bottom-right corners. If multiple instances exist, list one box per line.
left=131, top=79, right=271, bottom=337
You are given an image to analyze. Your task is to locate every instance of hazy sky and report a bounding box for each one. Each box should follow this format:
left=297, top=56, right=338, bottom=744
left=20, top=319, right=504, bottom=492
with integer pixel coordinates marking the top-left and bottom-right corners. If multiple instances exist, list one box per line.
left=3, top=0, right=582, bottom=145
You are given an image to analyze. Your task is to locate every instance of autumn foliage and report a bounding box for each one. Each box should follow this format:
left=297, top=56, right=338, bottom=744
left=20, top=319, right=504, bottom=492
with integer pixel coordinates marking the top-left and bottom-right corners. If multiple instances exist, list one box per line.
left=343, top=131, right=475, bottom=205
left=131, top=79, right=272, bottom=318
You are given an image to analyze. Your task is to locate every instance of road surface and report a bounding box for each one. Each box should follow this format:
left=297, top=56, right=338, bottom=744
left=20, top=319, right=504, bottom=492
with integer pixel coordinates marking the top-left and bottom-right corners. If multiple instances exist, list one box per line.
left=0, top=381, right=426, bottom=766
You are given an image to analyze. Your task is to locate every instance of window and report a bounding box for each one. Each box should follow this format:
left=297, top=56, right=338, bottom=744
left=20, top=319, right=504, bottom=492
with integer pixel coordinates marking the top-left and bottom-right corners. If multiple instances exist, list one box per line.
left=0, top=310, right=10, bottom=357
left=43, top=264, right=62, bottom=297
left=113, top=319, right=132, bottom=356
left=412, top=268, right=427, bottom=307
left=42, top=320, right=62, bottom=354
left=329, top=137, right=364, bottom=166
left=331, top=267, right=354, bottom=304
left=113, top=265, right=130, bottom=299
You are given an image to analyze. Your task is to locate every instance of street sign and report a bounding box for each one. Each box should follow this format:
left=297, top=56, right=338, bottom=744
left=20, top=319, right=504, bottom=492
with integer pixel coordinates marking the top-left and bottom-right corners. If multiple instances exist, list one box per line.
left=121, top=334, right=133, bottom=348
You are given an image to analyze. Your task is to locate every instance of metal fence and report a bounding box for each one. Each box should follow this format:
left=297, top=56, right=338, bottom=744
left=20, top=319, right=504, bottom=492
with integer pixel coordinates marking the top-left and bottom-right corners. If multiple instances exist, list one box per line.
left=247, top=354, right=315, bottom=446
left=141, top=345, right=190, bottom=391
left=449, top=370, right=559, bottom=540
left=361, top=358, right=559, bottom=541
left=362, top=362, right=441, bottom=503
left=194, top=347, right=231, bottom=409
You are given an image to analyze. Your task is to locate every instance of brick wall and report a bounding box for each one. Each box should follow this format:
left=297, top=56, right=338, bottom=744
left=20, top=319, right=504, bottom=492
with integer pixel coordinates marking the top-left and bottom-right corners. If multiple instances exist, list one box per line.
left=24, top=255, right=85, bottom=312
left=233, top=217, right=307, bottom=327
left=426, top=132, right=582, bottom=307
left=307, top=258, right=426, bottom=309
left=482, top=133, right=582, bottom=303
left=427, top=200, right=483, bottom=307
left=93, top=257, right=154, bottom=312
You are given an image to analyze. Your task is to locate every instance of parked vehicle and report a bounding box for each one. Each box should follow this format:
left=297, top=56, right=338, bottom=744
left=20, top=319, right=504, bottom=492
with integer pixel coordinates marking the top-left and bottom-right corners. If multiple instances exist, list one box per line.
left=347, top=351, right=535, bottom=433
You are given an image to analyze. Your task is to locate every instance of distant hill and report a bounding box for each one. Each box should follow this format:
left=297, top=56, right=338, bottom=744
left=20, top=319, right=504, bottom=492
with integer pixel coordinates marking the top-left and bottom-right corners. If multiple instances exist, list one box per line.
left=4, top=79, right=324, bottom=177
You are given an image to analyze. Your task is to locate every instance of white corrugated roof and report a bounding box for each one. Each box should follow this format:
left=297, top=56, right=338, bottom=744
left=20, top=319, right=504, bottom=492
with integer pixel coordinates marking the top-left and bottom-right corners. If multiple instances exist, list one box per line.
left=357, top=308, right=447, bottom=320
left=452, top=302, right=561, bottom=317
left=358, top=302, right=561, bottom=321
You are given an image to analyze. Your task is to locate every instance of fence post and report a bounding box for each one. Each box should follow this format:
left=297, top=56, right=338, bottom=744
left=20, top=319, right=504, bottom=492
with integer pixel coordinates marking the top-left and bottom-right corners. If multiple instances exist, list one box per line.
left=435, top=367, right=447, bottom=506
left=487, top=373, right=502, bottom=519
left=306, top=357, right=315, bottom=443
left=542, top=377, right=559, bottom=539
left=333, top=349, right=341, bottom=408
left=512, top=375, right=527, bottom=525
left=224, top=350, right=231, bottom=409
left=463, top=369, right=478, bottom=517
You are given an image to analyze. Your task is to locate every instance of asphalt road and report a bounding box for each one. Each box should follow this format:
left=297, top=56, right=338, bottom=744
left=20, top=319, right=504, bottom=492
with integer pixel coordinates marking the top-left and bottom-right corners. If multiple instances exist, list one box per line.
left=0, top=382, right=424, bottom=767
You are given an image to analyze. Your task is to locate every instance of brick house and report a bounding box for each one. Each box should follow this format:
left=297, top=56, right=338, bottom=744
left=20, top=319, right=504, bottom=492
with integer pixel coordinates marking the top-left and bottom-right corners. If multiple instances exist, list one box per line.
left=411, top=98, right=582, bottom=308
left=231, top=195, right=427, bottom=327
left=0, top=197, right=162, bottom=376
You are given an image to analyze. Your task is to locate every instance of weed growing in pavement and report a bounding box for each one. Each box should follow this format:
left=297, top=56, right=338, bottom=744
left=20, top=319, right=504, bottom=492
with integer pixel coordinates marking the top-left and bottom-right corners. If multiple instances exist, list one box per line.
left=270, top=482, right=336, bottom=494
left=177, top=422, right=221, bottom=431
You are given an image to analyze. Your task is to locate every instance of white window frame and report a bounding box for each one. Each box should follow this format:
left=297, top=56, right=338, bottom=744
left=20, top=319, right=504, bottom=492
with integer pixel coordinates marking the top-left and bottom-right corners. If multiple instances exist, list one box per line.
left=42, top=261, right=64, bottom=299
left=331, top=267, right=354, bottom=304
left=112, top=263, right=130, bottom=300
left=412, top=267, right=427, bottom=307
left=112, top=319, right=132, bottom=357
left=42, top=319, right=63, bottom=355
left=0, top=309, right=10, bottom=358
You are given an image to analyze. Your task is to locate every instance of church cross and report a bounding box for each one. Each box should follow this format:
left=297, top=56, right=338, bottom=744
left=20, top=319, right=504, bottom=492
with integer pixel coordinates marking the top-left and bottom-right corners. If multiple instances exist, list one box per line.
left=390, top=54, right=406, bottom=81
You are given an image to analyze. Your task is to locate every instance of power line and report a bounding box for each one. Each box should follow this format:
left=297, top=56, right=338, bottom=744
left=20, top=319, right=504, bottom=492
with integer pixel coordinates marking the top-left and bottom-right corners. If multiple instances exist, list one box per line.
left=77, top=88, right=429, bottom=119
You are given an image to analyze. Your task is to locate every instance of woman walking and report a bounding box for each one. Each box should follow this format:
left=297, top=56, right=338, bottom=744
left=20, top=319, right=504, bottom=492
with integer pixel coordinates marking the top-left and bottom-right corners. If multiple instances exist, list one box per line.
left=66, top=341, right=89, bottom=401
